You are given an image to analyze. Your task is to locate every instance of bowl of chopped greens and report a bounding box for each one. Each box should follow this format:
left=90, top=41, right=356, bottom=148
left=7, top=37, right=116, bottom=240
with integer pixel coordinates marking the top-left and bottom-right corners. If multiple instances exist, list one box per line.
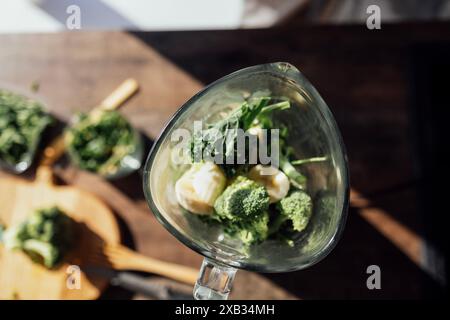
left=143, top=62, right=349, bottom=299
left=65, top=110, right=143, bottom=179
left=0, top=88, right=52, bottom=173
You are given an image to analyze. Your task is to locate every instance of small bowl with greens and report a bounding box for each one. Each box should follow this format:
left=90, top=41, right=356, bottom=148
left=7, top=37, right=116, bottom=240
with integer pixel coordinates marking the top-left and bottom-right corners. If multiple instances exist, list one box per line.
left=65, top=110, right=143, bottom=179
left=0, top=88, right=52, bottom=173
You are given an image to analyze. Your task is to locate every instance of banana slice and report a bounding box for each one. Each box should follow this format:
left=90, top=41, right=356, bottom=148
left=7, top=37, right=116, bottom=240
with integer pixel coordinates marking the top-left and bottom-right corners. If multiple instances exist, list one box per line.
left=248, top=165, right=290, bottom=203
left=175, top=162, right=226, bottom=215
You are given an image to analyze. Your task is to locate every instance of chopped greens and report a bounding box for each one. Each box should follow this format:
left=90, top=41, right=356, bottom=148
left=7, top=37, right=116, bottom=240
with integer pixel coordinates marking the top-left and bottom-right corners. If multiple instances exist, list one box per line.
left=66, top=110, right=137, bottom=176
left=0, top=89, right=52, bottom=168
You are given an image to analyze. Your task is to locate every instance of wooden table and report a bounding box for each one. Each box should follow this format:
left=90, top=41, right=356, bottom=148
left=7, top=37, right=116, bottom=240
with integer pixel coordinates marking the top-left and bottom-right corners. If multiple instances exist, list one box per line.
left=1, top=23, right=449, bottom=299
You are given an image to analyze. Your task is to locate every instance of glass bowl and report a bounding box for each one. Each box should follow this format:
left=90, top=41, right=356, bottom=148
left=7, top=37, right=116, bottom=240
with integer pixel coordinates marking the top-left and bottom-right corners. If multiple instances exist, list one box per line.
left=0, top=86, right=52, bottom=174
left=65, top=112, right=144, bottom=180
left=143, top=62, right=349, bottom=299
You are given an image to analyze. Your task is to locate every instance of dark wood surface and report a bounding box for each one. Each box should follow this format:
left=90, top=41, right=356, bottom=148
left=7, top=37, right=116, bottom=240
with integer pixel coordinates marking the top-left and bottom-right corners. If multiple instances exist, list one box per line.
left=1, top=22, right=449, bottom=299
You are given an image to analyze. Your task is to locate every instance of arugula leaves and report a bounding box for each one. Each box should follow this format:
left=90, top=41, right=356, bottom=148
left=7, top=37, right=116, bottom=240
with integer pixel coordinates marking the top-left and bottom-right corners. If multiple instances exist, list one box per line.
left=190, top=97, right=290, bottom=176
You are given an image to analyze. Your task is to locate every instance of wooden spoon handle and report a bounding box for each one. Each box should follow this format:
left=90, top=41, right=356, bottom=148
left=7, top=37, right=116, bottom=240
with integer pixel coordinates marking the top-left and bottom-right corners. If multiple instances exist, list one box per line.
left=40, top=136, right=66, bottom=167
left=36, top=136, right=66, bottom=184
left=98, top=78, right=139, bottom=111
left=113, top=245, right=199, bottom=286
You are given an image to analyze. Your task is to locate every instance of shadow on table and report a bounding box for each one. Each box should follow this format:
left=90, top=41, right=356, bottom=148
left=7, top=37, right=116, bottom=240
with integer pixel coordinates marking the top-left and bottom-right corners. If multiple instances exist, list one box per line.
left=263, top=206, right=438, bottom=299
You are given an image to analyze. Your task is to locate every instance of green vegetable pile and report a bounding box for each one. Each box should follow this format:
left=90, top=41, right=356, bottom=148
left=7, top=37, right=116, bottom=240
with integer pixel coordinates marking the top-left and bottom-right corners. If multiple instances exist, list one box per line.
left=66, top=110, right=137, bottom=176
left=175, top=95, right=328, bottom=248
left=214, top=176, right=270, bottom=245
left=0, top=89, right=51, bottom=167
left=0, top=206, right=75, bottom=269
left=190, top=96, right=289, bottom=177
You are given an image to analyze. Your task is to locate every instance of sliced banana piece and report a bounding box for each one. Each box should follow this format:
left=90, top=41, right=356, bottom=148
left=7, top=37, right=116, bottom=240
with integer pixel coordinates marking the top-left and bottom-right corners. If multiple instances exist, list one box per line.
left=248, top=165, right=290, bottom=203
left=175, top=162, right=226, bottom=215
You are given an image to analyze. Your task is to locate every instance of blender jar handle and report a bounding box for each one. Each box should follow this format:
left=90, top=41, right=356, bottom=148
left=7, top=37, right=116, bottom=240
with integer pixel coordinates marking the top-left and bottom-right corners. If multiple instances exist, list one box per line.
left=193, top=257, right=237, bottom=300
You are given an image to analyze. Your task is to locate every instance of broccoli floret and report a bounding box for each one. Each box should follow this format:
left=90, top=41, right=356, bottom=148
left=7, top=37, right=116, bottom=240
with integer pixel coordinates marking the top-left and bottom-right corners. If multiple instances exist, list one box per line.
left=234, top=213, right=269, bottom=245
left=0, top=206, right=74, bottom=268
left=26, top=207, right=74, bottom=249
left=23, top=239, right=61, bottom=269
left=213, top=176, right=270, bottom=246
left=214, top=176, right=269, bottom=220
left=270, top=190, right=313, bottom=235
left=2, top=222, right=29, bottom=250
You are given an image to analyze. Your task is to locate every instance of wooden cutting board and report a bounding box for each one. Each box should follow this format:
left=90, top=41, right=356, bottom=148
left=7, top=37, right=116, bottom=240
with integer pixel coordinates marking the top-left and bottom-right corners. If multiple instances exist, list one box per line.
left=0, top=79, right=142, bottom=299
left=0, top=139, right=120, bottom=300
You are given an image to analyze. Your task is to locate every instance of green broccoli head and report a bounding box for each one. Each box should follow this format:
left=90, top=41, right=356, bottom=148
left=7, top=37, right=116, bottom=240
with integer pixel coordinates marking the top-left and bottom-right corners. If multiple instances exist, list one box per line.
left=1, top=206, right=74, bottom=268
left=214, top=176, right=269, bottom=220
left=234, top=212, right=269, bottom=246
left=26, top=206, right=74, bottom=249
left=2, top=222, right=29, bottom=250
left=22, top=239, right=61, bottom=269
left=213, top=176, right=270, bottom=246
left=270, top=190, right=313, bottom=237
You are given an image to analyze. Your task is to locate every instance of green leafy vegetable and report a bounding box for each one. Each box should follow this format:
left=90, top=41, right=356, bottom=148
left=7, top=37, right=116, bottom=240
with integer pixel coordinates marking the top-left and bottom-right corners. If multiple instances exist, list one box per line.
left=280, top=155, right=307, bottom=189
left=190, top=97, right=290, bottom=177
left=0, top=89, right=52, bottom=167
